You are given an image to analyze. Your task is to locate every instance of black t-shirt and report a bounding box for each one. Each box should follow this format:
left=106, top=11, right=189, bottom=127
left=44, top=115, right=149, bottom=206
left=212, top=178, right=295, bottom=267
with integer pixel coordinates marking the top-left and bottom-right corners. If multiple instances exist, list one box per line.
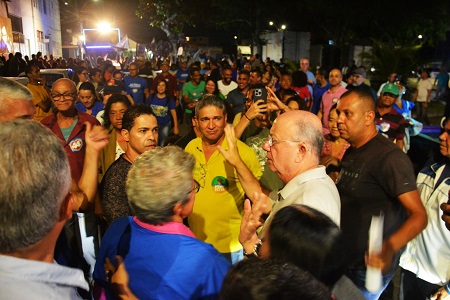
left=336, top=134, right=416, bottom=272
left=100, top=155, right=132, bottom=225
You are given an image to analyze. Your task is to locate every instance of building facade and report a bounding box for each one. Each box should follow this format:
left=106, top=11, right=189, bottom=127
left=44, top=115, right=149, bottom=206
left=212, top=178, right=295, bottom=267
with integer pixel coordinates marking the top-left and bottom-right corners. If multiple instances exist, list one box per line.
left=0, top=0, right=62, bottom=57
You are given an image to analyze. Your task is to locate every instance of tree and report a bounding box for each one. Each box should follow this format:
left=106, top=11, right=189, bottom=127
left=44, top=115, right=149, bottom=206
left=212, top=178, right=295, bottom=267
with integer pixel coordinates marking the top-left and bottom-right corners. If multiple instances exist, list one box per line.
left=211, top=0, right=286, bottom=55
left=136, top=0, right=207, bottom=37
left=359, top=39, right=421, bottom=82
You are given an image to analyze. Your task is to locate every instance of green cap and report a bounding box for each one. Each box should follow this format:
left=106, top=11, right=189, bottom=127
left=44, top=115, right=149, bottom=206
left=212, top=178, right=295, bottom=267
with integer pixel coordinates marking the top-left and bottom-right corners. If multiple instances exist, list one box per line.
left=381, top=83, right=399, bottom=96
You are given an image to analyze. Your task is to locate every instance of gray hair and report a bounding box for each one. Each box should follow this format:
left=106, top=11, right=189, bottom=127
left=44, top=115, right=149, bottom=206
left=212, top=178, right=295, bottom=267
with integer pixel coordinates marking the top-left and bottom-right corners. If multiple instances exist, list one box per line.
left=0, top=77, right=33, bottom=118
left=291, top=118, right=324, bottom=161
left=194, top=94, right=226, bottom=117
left=126, top=146, right=196, bottom=225
left=0, top=120, right=71, bottom=253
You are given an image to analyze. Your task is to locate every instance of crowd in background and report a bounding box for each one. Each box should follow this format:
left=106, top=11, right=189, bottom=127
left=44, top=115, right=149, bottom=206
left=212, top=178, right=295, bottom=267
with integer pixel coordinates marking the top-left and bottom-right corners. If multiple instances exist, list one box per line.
left=0, top=50, right=450, bottom=300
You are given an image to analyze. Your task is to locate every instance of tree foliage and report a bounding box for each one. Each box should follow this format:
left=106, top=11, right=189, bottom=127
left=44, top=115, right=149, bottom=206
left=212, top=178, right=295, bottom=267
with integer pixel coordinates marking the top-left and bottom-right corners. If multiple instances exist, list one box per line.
left=135, top=0, right=449, bottom=60
left=136, top=0, right=206, bottom=37
left=292, top=0, right=449, bottom=47
left=359, top=39, right=421, bottom=81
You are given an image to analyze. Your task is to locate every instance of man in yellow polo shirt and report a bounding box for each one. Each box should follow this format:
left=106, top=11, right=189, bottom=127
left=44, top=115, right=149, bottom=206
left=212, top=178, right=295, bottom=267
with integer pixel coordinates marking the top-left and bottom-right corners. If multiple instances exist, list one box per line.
left=25, top=65, right=53, bottom=121
left=185, top=94, right=262, bottom=264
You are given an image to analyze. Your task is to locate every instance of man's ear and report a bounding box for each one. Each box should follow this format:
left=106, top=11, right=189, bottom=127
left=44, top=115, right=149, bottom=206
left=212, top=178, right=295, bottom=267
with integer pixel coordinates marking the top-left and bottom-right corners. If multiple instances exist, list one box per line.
left=365, top=110, right=375, bottom=125
left=122, top=129, right=130, bottom=142
left=173, top=202, right=182, bottom=216
left=59, top=193, right=73, bottom=222
left=294, top=143, right=305, bottom=163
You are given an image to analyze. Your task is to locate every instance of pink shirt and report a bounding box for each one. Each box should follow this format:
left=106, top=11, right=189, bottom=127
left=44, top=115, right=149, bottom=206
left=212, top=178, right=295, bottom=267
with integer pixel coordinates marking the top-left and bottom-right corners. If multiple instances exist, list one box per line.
left=321, top=85, right=347, bottom=135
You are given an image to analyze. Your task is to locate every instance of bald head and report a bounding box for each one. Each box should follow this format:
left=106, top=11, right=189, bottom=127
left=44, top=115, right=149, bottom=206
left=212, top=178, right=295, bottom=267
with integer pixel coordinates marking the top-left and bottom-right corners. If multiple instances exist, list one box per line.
left=0, top=78, right=35, bottom=122
left=276, top=110, right=323, bottom=160
left=52, top=78, right=77, bottom=93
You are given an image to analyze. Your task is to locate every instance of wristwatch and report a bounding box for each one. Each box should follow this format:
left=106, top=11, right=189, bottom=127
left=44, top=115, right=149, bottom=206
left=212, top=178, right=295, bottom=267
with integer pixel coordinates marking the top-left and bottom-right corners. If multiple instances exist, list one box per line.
left=243, top=240, right=262, bottom=258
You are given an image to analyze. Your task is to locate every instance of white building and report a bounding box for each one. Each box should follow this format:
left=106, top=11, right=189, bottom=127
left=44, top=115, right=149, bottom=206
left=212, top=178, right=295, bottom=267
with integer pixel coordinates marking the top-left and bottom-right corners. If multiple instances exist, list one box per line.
left=0, top=0, right=62, bottom=57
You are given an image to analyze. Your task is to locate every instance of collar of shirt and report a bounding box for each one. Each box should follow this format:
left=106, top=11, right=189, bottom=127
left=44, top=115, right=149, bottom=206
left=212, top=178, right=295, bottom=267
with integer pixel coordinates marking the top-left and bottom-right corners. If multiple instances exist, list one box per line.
left=134, top=216, right=196, bottom=238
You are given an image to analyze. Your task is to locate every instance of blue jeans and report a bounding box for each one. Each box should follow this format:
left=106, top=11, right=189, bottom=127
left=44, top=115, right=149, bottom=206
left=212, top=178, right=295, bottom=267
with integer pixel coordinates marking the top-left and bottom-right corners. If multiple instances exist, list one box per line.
left=221, top=249, right=244, bottom=265
left=346, top=269, right=395, bottom=300
left=158, top=122, right=171, bottom=146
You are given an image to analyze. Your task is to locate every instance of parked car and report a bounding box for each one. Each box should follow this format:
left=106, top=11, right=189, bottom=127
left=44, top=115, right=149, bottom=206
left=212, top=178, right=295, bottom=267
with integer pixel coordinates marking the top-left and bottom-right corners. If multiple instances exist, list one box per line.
left=12, top=68, right=75, bottom=89
left=39, top=68, right=75, bottom=89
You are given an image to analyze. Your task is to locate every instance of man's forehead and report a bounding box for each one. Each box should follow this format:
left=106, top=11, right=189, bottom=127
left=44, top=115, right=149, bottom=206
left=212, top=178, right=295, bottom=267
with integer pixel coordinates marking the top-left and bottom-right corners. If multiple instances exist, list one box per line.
left=52, top=80, right=75, bottom=92
left=133, top=114, right=157, bottom=127
left=198, top=105, right=224, bottom=116
left=330, top=70, right=341, bottom=76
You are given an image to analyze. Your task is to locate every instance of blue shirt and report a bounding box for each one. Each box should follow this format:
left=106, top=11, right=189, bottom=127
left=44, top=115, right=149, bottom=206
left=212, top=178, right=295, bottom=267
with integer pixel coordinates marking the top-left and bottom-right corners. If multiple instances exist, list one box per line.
left=176, top=69, right=190, bottom=90
left=146, top=95, right=176, bottom=125
left=312, top=82, right=330, bottom=114
left=436, top=72, right=449, bottom=88
left=94, top=217, right=230, bottom=300
left=75, top=101, right=104, bottom=118
left=124, top=76, right=148, bottom=103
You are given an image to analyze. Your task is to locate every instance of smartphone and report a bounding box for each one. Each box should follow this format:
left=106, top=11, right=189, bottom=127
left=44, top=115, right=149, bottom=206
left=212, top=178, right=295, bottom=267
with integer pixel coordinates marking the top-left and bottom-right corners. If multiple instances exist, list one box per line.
left=253, top=88, right=267, bottom=104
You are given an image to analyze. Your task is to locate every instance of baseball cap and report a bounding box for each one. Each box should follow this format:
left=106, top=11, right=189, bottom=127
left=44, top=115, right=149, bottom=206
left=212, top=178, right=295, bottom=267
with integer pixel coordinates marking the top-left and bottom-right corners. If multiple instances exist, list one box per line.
left=353, top=69, right=367, bottom=78
left=381, top=83, right=399, bottom=96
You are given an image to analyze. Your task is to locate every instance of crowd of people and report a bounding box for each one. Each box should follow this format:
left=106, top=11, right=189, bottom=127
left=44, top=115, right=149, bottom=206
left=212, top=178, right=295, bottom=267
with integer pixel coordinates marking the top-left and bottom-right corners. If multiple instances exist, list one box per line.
left=0, top=50, right=450, bottom=300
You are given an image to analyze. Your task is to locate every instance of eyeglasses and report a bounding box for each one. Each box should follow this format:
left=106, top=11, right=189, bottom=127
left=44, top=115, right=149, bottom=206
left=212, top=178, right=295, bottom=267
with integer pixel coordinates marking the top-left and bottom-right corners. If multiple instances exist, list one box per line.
left=382, top=92, right=398, bottom=98
left=192, top=180, right=201, bottom=194
left=51, top=92, right=76, bottom=101
left=81, top=72, right=88, bottom=76
left=198, top=163, right=207, bottom=189
left=352, top=74, right=362, bottom=78
left=266, top=135, right=301, bottom=147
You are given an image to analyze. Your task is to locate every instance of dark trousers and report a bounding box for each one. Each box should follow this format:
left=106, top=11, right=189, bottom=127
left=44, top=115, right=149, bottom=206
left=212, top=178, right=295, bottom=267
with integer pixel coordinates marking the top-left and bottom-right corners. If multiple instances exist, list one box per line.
left=400, top=268, right=441, bottom=300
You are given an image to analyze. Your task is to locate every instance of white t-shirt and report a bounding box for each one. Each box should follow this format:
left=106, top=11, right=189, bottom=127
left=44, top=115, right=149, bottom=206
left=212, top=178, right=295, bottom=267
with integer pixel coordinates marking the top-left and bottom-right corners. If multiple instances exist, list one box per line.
left=218, top=80, right=238, bottom=97
left=417, top=79, right=433, bottom=102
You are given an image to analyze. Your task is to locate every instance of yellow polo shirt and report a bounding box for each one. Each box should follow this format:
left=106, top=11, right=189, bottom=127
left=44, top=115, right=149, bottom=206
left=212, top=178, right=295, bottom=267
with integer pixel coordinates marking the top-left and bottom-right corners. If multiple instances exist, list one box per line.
left=27, top=84, right=52, bottom=122
left=185, top=137, right=262, bottom=253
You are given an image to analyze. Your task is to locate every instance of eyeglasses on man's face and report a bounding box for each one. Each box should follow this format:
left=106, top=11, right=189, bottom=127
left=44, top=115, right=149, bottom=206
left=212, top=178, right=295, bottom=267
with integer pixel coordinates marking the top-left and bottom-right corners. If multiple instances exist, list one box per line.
left=51, top=92, right=77, bottom=101
left=266, top=135, right=301, bottom=147
left=190, top=180, right=201, bottom=194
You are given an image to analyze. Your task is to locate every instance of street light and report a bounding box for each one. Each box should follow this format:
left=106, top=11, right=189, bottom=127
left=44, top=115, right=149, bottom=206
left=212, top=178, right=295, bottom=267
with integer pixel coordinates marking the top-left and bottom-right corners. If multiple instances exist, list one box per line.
left=268, top=21, right=286, bottom=62
left=269, top=21, right=286, bottom=32
left=97, top=21, right=111, bottom=33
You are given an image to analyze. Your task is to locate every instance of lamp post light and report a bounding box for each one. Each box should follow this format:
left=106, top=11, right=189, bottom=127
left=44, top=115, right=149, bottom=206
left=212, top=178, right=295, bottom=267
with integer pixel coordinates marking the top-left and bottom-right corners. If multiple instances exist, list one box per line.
left=268, top=21, right=286, bottom=62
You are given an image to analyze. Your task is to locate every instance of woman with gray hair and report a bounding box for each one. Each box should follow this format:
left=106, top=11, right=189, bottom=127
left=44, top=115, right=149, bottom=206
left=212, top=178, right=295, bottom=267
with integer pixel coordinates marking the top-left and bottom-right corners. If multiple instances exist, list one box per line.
left=93, top=146, right=230, bottom=300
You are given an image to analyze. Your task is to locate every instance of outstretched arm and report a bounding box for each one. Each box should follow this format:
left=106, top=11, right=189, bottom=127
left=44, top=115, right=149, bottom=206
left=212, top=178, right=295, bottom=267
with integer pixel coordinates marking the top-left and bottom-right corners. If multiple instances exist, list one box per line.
left=72, top=122, right=109, bottom=212
left=217, top=124, right=271, bottom=213
left=233, top=99, right=267, bottom=139
left=366, top=190, right=427, bottom=272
